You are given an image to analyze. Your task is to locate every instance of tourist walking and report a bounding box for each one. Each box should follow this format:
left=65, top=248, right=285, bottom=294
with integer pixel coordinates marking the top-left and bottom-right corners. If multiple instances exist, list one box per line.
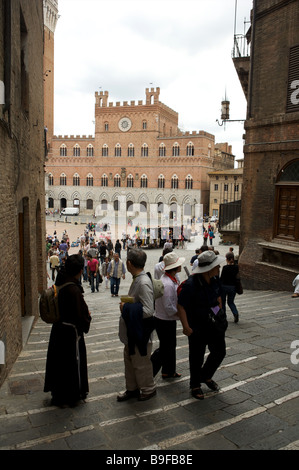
left=107, top=252, right=126, bottom=297
left=291, top=274, right=299, bottom=297
left=87, top=254, right=100, bottom=293
left=177, top=250, right=226, bottom=400
left=101, top=256, right=110, bottom=289
left=220, top=252, right=240, bottom=323
left=117, top=248, right=156, bottom=402
left=151, top=252, right=185, bottom=378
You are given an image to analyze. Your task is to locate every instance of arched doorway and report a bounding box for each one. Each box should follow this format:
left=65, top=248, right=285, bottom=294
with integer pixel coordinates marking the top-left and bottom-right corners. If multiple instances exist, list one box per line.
left=274, top=159, right=299, bottom=241
left=60, top=198, right=67, bottom=210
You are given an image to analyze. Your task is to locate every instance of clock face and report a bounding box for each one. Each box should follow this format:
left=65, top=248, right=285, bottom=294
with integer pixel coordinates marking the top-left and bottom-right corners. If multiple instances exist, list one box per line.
left=118, top=117, right=132, bottom=132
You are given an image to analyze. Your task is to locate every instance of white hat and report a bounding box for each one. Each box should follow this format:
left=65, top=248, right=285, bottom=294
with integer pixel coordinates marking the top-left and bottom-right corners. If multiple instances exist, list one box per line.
left=192, top=250, right=225, bottom=274
left=163, top=252, right=185, bottom=271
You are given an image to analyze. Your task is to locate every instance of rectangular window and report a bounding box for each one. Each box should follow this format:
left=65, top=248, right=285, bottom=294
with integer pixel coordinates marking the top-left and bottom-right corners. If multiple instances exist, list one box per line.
left=214, top=184, right=218, bottom=191
left=224, top=184, right=228, bottom=191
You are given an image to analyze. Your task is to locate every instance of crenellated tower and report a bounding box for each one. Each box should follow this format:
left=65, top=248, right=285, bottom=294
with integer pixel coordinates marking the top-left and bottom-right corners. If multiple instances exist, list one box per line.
left=43, top=0, right=59, bottom=139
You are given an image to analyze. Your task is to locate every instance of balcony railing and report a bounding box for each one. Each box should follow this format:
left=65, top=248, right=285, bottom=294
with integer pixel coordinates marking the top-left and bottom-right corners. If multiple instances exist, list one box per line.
left=232, top=34, right=250, bottom=58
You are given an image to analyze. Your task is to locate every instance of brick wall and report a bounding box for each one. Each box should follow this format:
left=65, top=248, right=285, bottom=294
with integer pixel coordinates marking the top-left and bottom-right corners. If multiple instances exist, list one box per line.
left=0, top=0, right=46, bottom=387
left=239, top=0, right=299, bottom=291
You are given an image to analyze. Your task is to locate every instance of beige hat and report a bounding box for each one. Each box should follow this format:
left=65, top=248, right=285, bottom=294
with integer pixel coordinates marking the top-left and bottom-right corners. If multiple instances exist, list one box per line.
left=163, top=252, right=185, bottom=271
left=193, top=250, right=225, bottom=274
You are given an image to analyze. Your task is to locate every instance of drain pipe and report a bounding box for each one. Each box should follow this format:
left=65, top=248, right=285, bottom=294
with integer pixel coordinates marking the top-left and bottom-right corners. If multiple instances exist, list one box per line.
left=3, top=0, right=12, bottom=128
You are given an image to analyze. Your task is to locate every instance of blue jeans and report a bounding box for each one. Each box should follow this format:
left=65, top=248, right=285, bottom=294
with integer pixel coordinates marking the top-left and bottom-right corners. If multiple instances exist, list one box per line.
left=221, top=285, right=238, bottom=317
left=110, top=277, right=120, bottom=295
left=90, top=273, right=99, bottom=292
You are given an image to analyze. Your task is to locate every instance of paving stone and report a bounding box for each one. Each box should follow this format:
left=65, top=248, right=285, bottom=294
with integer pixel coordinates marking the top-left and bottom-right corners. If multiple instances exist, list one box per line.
left=1, top=244, right=299, bottom=451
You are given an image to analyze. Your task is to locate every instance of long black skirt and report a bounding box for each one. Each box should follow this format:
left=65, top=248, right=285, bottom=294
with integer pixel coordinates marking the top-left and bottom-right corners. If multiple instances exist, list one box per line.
left=44, top=322, right=89, bottom=405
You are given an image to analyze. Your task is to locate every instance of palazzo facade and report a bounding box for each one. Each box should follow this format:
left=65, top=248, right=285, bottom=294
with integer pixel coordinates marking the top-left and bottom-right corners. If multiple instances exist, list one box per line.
left=46, top=87, right=235, bottom=232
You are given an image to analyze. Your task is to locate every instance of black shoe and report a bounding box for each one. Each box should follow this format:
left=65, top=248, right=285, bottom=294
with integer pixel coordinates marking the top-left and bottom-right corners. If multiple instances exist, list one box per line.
left=138, top=390, right=157, bottom=401
left=191, top=387, right=204, bottom=400
left=234, top=314, right=239, bottom=323
left=204, top=379, right=220, bottom=391
left=117, top=389, right=140, bottom=402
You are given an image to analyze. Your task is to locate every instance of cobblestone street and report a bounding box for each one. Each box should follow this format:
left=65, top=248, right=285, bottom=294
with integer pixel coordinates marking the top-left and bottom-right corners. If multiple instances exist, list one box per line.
left=0, top=221, right=298, bottom=452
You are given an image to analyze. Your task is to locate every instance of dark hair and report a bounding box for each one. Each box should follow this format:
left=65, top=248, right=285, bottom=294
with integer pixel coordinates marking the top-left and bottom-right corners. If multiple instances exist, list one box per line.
left=127, top=248, right=147, bottom=268
left=226, top=252, right=234, bottom=261
left=65, top=254, right=84, bottom=276
left=199, top=245, right=209, bottom=252
left=162, top=247, right=173, bottom=257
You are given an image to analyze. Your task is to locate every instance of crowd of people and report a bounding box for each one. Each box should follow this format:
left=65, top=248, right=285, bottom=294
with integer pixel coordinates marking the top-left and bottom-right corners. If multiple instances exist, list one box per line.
left=44, top=222, right=245, bottom=408
left=46, top=228, right=129, bottom=295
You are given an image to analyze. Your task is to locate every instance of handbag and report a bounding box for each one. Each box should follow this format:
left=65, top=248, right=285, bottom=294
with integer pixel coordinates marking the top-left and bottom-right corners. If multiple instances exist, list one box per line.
left=235, top=272, right=243, bottom=295
left=209, top=306, right=228, bottom=333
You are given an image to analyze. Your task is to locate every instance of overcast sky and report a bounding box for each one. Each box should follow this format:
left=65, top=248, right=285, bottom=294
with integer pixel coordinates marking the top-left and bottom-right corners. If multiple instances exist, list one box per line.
left=53, top=0, right=253, bottom=160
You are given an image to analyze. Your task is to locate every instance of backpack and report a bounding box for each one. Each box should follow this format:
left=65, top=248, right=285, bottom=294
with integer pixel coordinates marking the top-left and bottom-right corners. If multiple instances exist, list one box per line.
left=146, top=272, right=164, bottom=300
left=39, top=282, right=75, bottom=324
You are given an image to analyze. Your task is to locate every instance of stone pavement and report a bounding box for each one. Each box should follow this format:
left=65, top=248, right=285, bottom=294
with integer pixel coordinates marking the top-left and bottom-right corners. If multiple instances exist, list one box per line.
left=0, top=235, right=299, bottom=452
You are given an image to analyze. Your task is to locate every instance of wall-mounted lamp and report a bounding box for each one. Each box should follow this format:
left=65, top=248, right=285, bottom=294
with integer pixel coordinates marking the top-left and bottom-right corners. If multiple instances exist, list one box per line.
left=216, top=97, right=245, bottom=127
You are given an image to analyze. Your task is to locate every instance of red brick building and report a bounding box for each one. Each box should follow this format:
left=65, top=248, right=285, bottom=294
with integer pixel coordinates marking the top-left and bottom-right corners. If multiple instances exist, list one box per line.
left=234, top=0, right=299, bottom=290
left=0, top=0, right=47, bottom=387
left=46, top=86, right=235, bottom=234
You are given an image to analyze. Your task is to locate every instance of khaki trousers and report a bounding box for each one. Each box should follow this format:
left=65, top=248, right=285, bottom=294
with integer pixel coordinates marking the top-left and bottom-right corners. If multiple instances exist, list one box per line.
left=123, top=343, right=156, bottom=394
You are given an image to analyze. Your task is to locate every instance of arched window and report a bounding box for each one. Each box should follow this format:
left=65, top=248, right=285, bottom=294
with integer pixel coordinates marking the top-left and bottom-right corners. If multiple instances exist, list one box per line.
left=114, top=174, right=121, bottom=187
left=171, top=175, right=179, bottom=189
left=73, top=144, right=80, bottom=157
left=143, top=120, right=147, bottom=130
left=172, top=143, right=180, bottom=156
left=48, top=173, right=53, bottom=186
left=186, top=142, right=194, bottom=156
left=101, top=174, right=108, bottom=187
left=185, top=175, right=193, bottom=189
left=140, top=174, right=148, bottom=188
left=101, top=199, right=107, bottom=210
left=157, top=202, right=164, bottom=213
left=86, top=174, right=93, bottom=186
left=140, top=201, right=147, bottom=212
left=48, top=197, right=54, bottom=209
left=86, top=144, right=94, bottom=156
left=60, top=173, right=67, bottom=186
left=141, top=144, right=148, bottom=157
left=158, top=174, right=165, bottom=189
left=86, top=199, right=93, bottom=210
left=127, top=200, right=133, bottom=211
left=102, top=144, right=108, bottom=156
left=60, top=144, right=67, bottom=156
left=170, top=201, right=177, bottom=220
left=128, top=143, right=134, bottom=157
left=115, top=143, right=121, bottom=157
left=127, top=174, right=134, bottom=188
left=159, top=144, right=166, bottom=157
left=104, top=122, right=109, bottom=132
left=73, top=173, right=80, bottom=186
left=274, top=159, right=299, bottom=241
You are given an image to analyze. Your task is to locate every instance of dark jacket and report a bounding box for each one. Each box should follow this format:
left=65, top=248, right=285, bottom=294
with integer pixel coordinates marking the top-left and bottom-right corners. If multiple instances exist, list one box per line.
left=122, top=302, right=154, bottom=356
